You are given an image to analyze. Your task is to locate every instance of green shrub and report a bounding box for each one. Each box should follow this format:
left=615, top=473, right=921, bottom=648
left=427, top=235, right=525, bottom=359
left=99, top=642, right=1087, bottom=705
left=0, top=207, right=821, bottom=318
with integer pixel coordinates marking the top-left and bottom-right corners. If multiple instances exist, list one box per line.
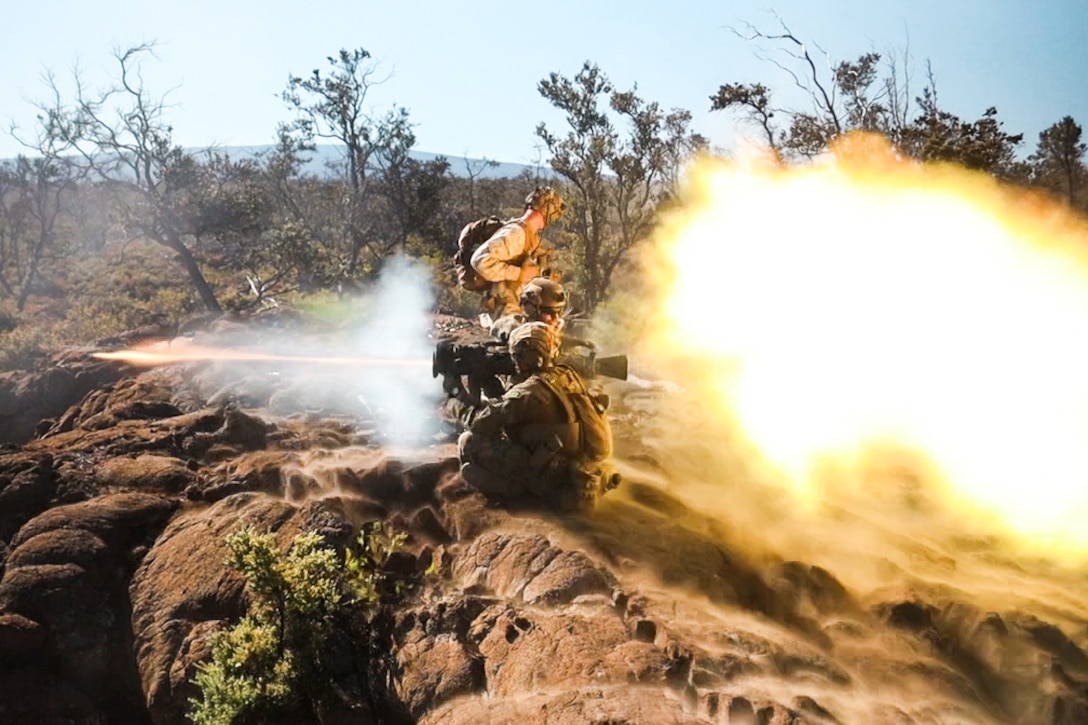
left=0, top=324, right=62, bottom=371
left=188, top=617, right=296, bottom=724
left=344, top=522, right=409, bottom=602
left=189, top=523, right=410, bottom=725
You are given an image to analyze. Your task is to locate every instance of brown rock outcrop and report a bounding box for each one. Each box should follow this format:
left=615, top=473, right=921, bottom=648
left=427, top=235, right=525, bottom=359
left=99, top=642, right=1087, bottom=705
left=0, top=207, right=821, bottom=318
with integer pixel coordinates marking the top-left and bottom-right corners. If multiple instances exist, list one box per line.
left=0, top=353, right=131, bottom=445
left=129, top=493, right=299, bottom=724
left=0, top=493, right=178, bottom=723
left=0, top=323, right=1085, bottom=725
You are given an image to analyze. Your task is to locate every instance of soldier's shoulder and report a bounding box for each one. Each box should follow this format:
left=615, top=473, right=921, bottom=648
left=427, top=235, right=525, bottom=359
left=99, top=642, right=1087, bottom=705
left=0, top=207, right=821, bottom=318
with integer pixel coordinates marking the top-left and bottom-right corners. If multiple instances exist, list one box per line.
left=498, top=220, right=527, bottom=236
left=543, top=364, right=588, bottom=388
left=505, top=376, right=552, bottom=400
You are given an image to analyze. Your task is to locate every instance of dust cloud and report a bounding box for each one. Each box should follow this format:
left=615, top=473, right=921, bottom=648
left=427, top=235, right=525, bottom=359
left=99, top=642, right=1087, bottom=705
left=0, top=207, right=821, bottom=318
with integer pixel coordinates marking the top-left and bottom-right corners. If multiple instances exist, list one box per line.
left=596, top=131, right=1088, bottom=611
left=578, top=134, right=1088, bottom=721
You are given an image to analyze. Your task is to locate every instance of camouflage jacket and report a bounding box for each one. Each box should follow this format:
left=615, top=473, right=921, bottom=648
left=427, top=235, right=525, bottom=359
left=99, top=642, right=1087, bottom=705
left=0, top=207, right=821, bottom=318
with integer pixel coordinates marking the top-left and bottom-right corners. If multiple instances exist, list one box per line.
left=449, top=368, right=578, bottom=455
left=469, top=220, right=540, bottom=283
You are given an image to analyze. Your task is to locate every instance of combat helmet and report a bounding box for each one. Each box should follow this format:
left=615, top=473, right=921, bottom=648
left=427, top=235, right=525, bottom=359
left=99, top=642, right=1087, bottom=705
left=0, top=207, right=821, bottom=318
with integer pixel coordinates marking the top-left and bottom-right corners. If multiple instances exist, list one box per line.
left=520, top=277, right=567, bottom=323
left=525, top=186, right=565, bottom=225
left=508, top=321, right=559, bottom=364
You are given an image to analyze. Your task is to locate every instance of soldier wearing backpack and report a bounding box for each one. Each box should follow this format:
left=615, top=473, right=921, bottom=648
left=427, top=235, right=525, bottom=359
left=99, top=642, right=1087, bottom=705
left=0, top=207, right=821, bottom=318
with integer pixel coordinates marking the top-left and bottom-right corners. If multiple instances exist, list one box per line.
left=447, top=321, right=618, bottom=512
left=455, top=187, right=566, bottom=318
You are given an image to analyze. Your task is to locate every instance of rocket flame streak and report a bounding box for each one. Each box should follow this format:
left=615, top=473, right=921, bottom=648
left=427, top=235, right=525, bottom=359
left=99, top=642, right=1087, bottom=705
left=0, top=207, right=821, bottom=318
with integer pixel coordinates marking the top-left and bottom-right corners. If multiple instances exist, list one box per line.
left=91, top=348, right=431, bottom=368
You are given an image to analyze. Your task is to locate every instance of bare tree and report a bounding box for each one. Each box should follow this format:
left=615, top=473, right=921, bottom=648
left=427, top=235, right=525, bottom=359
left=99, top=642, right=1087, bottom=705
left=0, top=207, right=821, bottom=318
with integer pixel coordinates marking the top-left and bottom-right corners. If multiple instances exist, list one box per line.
left=36, top=45, right=223, bottom=311
left=712, top=19, right=1024, bottom=178
left=284, top=48, right=409, bottom=277
left=6, top=89, right=83, bottom=311
left=0, top=162, right=28, bottom=298
left=537, top=61, right=706, bottom=311
left=461, top=154, right=500, bottom=218
left=11, top=157, right=72, bottom=311
left=714, top=18, right=891, bottom=159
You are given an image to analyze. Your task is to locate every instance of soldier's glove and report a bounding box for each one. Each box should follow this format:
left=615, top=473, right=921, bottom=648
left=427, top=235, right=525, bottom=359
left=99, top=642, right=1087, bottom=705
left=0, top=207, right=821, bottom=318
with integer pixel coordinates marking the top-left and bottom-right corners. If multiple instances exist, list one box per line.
left=441, top=372, right=462, bottom=399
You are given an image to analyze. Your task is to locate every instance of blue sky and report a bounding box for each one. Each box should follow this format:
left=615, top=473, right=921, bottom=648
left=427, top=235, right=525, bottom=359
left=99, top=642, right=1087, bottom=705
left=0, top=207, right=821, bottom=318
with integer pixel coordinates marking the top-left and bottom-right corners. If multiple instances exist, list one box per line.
left=2, top=0, right=1085, bottom=163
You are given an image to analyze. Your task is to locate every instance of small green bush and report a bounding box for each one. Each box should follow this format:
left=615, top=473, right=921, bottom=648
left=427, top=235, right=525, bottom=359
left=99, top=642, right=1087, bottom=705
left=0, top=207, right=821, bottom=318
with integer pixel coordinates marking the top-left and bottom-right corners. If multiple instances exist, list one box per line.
left=189, top=523, right=410, bottom=725
left=344, top=521, right=409, bottom=602
left=0, top=324, right=62, bottom=371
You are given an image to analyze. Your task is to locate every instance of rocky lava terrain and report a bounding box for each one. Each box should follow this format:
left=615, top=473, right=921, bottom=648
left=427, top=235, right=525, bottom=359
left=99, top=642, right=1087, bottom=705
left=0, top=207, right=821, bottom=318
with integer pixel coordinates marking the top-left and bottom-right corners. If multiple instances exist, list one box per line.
left=1, top=315, right=1087, bottom=724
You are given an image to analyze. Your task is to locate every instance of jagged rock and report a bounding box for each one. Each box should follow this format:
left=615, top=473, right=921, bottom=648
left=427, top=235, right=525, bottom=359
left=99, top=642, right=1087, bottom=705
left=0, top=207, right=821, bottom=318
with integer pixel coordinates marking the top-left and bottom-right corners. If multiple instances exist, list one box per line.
left=0, top=612, right=45, bottom=663
left=0, top=316, right=1086, bottom=724
left=7, top=492, right=178, bottom=553
left=0, top=354, right=131, bottom=445
left=0, top=492, right=178, bottom=722
left=792, top=694, right=840, bottom=723
left=453, top=532, right=616, bottom=605
left=96, top=454, right=197, bottom=493
left=129, top=493, right=299, bottom=725
left=54, top=374, right=183, bottom=433
left=474, top=603, right=674, bottom=691
left=0, top=667, right=109, bottom=723
left=408, top=505, right=452, bottom=544
left=882, top=598, right=938, bottom=631
left=381, top=598, right=490, bottom=719
left=196, top=448, right=297, bottom=501
left=341, top=455, right=458, bottom=512
left=0, top=452, right=56, bottom=542
left=420, top=686, right=708, bottom=725
left=127, top=493, right=367, bottom=725
left=28, top=403, right=277, bottom=477
left=771, top=561, right=853, bottom=617
left=215, top=406, right=270, bottom=449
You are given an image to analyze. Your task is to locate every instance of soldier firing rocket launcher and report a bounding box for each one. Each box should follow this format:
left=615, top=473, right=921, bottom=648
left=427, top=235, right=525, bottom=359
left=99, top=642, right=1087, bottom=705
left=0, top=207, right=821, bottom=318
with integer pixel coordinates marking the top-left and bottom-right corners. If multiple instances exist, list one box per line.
left=432, top=337, right=628, bottom=406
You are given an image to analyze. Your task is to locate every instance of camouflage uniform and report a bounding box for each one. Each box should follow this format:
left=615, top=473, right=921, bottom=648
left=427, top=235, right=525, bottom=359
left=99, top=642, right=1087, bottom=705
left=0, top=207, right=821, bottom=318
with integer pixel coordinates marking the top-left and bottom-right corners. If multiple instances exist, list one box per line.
left=470, top=221, right=541, bottom=317
left=447, top=322, right=612, bottom=510
left=471, top=188, right=564, bottom=318
left=489, top=276, right=569, bottom=348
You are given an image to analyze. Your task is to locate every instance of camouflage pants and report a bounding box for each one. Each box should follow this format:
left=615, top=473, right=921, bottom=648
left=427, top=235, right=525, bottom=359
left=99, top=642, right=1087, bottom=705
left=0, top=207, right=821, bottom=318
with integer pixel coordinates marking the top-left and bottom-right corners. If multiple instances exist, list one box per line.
left=484, top=281, right=522, bottom=319
left=458, top=430, right=537, bottom=497
left=458, top=431, right=609, bottom=511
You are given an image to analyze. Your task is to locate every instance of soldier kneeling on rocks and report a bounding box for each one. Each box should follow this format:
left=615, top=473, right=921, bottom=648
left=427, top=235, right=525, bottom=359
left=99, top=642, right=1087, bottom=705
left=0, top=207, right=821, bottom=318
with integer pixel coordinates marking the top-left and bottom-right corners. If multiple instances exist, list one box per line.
left=445, top=321, right=619, bottom=511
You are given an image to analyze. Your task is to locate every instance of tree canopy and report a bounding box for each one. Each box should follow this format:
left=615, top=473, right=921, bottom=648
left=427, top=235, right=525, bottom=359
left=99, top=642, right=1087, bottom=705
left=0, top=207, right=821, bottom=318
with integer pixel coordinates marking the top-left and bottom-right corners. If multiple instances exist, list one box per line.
left=0, top=30, right=1083, bottom=352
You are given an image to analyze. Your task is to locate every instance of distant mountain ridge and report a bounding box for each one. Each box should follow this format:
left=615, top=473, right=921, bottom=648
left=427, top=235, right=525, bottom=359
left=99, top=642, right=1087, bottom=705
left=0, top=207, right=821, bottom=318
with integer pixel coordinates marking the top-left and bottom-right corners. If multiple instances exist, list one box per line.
left=0, top=145, right=550, bottom=181
left=202, top=144, right=548, bottom=180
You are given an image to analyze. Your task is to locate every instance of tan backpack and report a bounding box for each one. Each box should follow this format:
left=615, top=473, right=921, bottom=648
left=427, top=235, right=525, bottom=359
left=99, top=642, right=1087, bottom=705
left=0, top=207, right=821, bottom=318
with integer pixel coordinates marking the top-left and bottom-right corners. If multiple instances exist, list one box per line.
left=539, top=365, right=613, bottom=462
left=454, top=215, right=506, bottom=291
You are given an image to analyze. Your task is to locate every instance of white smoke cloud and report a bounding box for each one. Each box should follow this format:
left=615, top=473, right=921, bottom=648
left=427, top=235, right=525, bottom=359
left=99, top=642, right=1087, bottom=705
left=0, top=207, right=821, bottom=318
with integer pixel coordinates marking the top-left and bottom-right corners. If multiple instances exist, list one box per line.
left=188, top=255, right=442, bottom=445
left=345, top=255, right=441, bottom=443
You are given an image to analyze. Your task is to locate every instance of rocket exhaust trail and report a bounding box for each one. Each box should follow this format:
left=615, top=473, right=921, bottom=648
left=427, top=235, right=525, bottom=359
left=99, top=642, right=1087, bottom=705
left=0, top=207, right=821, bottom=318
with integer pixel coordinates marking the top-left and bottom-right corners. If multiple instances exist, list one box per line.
left=92, top=341, right=431, bottom=368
